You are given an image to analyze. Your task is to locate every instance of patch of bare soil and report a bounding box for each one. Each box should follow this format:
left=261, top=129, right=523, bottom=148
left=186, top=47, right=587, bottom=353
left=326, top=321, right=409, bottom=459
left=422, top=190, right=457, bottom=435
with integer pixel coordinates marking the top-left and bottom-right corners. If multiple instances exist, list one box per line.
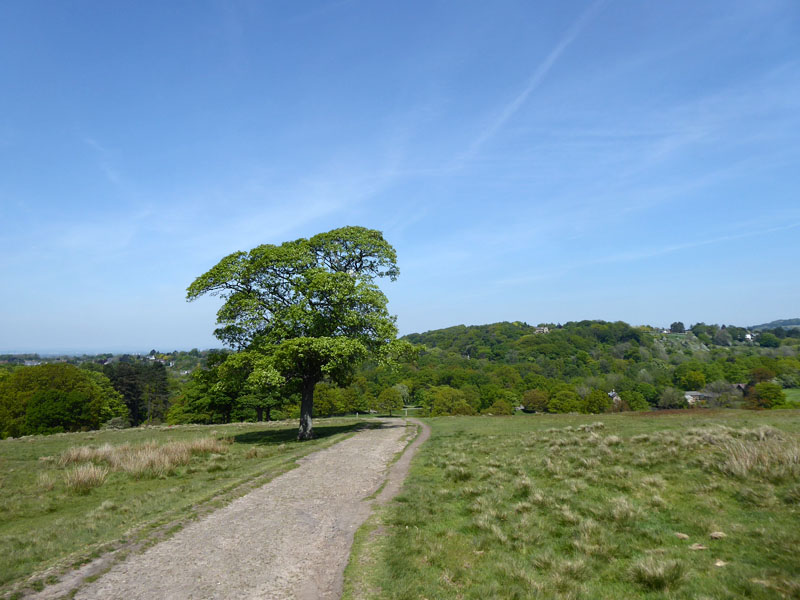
left=41, top=419, right=420, bottom=600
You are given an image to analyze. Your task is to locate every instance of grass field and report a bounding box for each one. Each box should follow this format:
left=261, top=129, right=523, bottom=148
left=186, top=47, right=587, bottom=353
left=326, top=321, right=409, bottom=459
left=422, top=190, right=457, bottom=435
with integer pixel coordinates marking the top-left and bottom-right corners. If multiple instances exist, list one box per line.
left=0, top=418, right=364, bottom=597
left=784, top=388, right=800, bottom=403
left=345, top=410, right=800, bottom=599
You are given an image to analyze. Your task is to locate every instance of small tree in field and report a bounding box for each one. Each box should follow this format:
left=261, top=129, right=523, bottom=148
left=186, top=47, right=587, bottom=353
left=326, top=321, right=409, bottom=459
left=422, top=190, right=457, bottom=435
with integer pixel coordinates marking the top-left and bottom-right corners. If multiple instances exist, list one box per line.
left=377, top=387, right=403, bottom=416
left=187, top=226, right=410, bottom=440
left=748, top=382, right=785, bottom=409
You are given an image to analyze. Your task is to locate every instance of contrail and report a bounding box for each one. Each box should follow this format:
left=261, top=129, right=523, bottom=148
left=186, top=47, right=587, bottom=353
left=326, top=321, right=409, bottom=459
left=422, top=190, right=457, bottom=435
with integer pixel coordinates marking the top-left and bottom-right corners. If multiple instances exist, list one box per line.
left=459, top=0, right=607, bottom=162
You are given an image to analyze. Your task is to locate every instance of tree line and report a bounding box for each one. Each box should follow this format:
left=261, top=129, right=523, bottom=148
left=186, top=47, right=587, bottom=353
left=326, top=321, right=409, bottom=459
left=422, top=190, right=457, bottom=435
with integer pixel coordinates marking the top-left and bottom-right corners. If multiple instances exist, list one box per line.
left=0, top=357, right=172, bottom=437
left=362, top=320, right=800, bottom=415
left=2, top=318, right=798, bottom=437
left=2, top=224, right=798, bottom=436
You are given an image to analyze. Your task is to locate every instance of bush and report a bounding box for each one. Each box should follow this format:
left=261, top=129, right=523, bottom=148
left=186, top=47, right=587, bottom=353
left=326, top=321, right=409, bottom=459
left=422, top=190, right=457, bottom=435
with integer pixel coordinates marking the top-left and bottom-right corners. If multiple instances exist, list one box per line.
left=482, top=399, right=514, bottom=415
left=658, top=387, right=687, bottom=409
left=522, top=389, right=549, bottom=412
left=749, top=382, right=785, bottom=409
left=101, top=416, right=130, bottom=429
left=620, top=390, right=649, bottom=411
left=584, top=389, right=611, bottom=414
left=548, top=390, right=584, bottom=413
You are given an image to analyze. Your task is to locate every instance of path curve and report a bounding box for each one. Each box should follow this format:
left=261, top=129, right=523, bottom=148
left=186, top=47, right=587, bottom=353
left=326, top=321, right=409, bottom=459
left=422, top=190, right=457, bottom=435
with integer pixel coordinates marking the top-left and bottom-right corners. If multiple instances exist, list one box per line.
left=66, top=419, right=424, bottom=600
left=376, top=418, right=430, bottom=504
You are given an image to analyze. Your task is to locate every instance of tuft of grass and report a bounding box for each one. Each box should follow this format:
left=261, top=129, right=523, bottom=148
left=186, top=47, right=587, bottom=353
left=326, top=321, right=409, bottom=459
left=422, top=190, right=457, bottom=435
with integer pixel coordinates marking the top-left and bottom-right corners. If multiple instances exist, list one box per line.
left=629, top=557, right=685, bottom=590
left=513, top=476, right=533, bottom=498
left=58, top=444, right=105, bottom=466
left=64, top=464, right=108, bottom=493
left=577, top=422, right=604, bottom=432
left=57, top=437, right=231, bottom=479
left=444, top=464, right=472, bottom=481
left=717, top=437, right=800, bottom=481
left=36, top=472, right=55, bottom=491
left=783, top=484, right=800, bottom=505
left=607, top=496, right=638, bottom=523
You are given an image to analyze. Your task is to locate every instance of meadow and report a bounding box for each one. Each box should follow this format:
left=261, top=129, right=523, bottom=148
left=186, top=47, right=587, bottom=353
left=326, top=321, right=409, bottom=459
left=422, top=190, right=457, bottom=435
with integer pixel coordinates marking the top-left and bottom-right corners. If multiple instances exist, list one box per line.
left=345, top=410, right=800, bottom=600
left=0, top=418, right=363, bottom=597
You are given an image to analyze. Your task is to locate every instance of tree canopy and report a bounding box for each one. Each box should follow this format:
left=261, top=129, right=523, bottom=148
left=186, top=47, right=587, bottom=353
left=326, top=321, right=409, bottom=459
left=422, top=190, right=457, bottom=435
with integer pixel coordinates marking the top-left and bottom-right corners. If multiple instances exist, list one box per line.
left=0, top=364, right=128, bottom=437
left=187, top=226, right=407, bottom=439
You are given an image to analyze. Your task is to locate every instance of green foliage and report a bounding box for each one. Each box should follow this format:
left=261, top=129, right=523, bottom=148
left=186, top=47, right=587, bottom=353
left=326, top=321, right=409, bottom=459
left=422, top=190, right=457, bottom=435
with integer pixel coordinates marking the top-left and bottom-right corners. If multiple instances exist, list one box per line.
left=759, top=333, right=780, bottom=348
left=521, top=389, right=549, bottom=412
left=620, top=390, right=650, bottom=411
left=482, top=398, right=514, bottom=415
left=354, top=319, right=800, bottom=419
left=376, top=387, right=403, bottom=416
left=0, top=364, right=129, bottom=438
left=678, top=369, right=706, bottom=390
left=713, top=328, right=732, bottom=346
left=749, top=382, right=785, bottom=409
left=103, top=360, right=170, bottom=425
left=429, top=386, right=476, bottom=416
left=751, top=366, right=776, bottom=383
left=548, top=390, right=583, bottom=413
left=187, top=226, right=407, bottom=439
left=584, top=389, right=612, bottom=414
left=658, top=387, right=687, bottom=409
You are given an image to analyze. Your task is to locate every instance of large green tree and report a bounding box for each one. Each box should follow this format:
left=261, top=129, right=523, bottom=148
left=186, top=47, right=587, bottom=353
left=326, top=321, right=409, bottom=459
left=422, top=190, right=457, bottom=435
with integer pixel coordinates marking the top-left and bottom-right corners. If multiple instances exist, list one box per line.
left=187, top=226, right=406, bottom=439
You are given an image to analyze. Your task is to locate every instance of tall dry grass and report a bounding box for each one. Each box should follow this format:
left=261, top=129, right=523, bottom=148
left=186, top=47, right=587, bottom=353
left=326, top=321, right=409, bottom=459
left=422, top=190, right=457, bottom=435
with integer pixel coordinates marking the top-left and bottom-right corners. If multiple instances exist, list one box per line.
left=629, top=557, right=685, bottom=590
left=64, top=464, right=108, bottom=493
left=717, top=436, right=800, bottom=481
left=58, top=437, right=229, bottom=478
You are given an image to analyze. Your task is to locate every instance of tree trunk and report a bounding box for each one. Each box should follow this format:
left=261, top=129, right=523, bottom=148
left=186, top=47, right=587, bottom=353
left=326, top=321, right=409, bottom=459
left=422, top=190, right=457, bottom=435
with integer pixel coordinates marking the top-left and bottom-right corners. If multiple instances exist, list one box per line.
left=256, top=407, right=264, bottom=422
left=265, top=406, right=271, bottom=422
left=298, top=380, right=315, bottom=440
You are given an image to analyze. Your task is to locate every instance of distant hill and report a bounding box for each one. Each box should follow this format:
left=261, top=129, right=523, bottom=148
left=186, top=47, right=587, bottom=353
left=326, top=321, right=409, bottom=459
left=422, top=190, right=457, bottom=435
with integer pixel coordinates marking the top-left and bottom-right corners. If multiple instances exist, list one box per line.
left=751, top=318, right=800, bottom=330
left=402, top=321, right=538, bottom=358
left=400, top=320, right=647, bottom=362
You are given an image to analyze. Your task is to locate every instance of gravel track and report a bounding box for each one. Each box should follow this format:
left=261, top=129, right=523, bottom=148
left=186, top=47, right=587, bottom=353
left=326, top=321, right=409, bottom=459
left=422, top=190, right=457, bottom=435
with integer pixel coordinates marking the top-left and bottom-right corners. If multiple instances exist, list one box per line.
left=70, top=419, right=415, bottom=600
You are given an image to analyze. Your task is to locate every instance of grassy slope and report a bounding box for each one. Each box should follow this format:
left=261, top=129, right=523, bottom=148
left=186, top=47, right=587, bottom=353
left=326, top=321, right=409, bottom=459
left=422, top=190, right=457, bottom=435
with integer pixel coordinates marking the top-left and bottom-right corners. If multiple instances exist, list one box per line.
left=784, top=388, right=800, bottom=403
left=0, top=419, right=362, bottom=595
left=345, top=411, right=800, bottom=600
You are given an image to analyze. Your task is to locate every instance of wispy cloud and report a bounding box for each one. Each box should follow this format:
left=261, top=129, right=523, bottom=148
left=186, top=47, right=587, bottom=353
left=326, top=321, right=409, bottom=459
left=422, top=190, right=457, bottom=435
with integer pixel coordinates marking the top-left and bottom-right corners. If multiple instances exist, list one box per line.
left=150, top=160, right=406, bottom=263
left=496, top=220, right=800, bottom=287
left=83, top=136, right=124, bottom=187
left=588, top=221, right=800, bottom=266
left=455, top=0, right=607, bottom=164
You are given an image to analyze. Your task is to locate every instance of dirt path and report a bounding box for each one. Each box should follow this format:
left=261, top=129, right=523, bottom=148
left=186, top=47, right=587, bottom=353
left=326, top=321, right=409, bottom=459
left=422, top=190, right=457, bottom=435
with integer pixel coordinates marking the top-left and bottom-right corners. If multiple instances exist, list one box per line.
left=62, top=419, right=426, bottom=600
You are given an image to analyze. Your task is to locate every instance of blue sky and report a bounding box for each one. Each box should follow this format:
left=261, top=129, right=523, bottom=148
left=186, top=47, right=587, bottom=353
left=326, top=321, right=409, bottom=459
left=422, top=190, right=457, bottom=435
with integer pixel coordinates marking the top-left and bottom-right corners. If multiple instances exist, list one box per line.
left=1, top=0, right=798, bottom=353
